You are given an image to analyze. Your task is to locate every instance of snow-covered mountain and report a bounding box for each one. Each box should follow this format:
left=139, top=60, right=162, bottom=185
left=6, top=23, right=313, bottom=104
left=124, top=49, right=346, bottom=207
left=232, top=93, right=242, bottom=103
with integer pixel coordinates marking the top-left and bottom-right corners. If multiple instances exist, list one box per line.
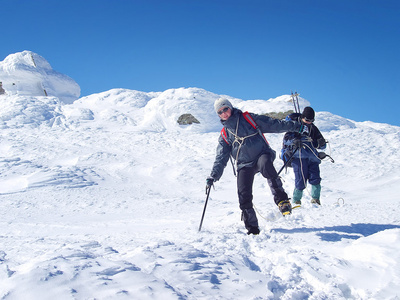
left=0, top=52, right=400, bottom=299
left=0, top=51, right=80, bottom=104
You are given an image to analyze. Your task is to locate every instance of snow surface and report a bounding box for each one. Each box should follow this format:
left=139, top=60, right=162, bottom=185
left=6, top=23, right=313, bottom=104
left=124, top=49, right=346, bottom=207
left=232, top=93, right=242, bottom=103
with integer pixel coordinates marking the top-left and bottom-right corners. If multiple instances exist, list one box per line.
left=1, top=52, right=400, bottom=299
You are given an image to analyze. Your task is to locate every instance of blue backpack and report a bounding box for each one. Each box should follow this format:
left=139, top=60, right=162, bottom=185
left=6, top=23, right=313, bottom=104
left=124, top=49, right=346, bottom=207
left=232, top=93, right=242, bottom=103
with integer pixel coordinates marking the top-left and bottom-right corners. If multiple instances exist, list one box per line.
left=280, top=113, right=301, bottom=167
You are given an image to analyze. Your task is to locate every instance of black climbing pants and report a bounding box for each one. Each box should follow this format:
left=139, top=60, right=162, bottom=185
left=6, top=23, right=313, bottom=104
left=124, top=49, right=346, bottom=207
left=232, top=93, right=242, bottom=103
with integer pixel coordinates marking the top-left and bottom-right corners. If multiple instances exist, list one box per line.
left=237, top=153, right=288, bottom=212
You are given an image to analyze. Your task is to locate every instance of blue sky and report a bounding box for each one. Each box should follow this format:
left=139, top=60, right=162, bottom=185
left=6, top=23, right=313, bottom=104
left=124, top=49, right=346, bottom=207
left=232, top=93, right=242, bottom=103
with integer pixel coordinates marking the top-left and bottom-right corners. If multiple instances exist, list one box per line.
left=1, top=0, right=399, bottom=126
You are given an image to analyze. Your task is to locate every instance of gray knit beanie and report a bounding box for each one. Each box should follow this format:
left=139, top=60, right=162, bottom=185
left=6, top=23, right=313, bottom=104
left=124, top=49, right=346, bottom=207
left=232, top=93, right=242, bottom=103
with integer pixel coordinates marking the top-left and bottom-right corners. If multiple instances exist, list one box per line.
left=214, top=98, right=233, bottom=113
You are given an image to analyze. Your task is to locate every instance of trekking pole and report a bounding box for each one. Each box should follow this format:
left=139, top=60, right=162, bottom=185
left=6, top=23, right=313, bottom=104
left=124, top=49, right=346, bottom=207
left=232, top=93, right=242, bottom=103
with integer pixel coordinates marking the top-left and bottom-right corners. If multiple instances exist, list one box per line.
left=229, top=156, right=237, bottom=177
left=291, top=91, right=300, bottom=113
left=277, top=146, right=299, bottom=176
left=198, top=186, right=212, bottom=232
left=318, top=151, right=335, bottom=163
left=291, top=91, right=297, bottom=113
left=294, top=92, right=301, bottom=113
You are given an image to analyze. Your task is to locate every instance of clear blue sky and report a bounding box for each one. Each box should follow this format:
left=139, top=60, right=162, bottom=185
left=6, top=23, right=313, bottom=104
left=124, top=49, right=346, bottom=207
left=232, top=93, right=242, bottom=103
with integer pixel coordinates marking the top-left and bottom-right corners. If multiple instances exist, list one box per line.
left=1, top=0, right=399, bottom=126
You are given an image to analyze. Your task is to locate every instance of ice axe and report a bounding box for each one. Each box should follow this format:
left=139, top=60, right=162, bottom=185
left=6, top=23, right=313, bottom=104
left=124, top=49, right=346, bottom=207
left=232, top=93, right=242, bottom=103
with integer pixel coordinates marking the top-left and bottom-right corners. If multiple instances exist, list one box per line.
left=277, top=146, right=299, bottom=176
left=198, top=184, right=212, bottom=232
left=318, top=151, right=335, bottom=163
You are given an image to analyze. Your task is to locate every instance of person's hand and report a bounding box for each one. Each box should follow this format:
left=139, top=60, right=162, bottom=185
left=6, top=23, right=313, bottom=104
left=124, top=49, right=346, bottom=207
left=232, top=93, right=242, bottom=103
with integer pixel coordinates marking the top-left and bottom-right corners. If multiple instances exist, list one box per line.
left=206, top=177, right=215, bottom=194
left=317, top=138, right=326, bottom=148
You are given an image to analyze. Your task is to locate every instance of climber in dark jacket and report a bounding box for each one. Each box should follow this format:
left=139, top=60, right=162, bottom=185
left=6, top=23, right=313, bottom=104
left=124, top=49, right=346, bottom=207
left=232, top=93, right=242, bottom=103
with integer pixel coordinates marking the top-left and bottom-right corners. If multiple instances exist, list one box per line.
left=206, top=98, right=304, bottom=235
left=281, top=106, right=326, bottom=205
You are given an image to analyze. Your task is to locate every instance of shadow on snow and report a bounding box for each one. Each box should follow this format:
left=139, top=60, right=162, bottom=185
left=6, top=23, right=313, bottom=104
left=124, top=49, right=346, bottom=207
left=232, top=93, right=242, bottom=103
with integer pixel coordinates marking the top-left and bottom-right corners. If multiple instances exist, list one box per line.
left=271, top=223, right=400, bottom=242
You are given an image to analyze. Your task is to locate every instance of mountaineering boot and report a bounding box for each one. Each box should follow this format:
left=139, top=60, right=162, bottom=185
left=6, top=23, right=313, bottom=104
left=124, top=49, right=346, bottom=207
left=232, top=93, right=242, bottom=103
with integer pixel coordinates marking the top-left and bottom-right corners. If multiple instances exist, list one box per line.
left=311, top=198, right=321, bottom=205
left=247, top=226, right=260, bottom=235
left=311, top=184, right=321, bottom=205
left=241, top=208, right=260, bottom=235
left=292, top=188, right=303, bottom=205
left=278, top=200, right=292, bottom=216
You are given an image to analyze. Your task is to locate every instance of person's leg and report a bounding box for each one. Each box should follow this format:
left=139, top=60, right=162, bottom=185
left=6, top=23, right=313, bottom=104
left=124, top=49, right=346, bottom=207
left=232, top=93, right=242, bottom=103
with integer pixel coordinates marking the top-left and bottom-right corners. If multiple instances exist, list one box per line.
left=309, top=162, right=322, bottom=204
left=292, top=158, right=308, bottom=191
left=292, top=188, right=303, bottom=204
left=291, top=158, right=308, bottom=204
left=237, top=166, right=259, bottom=233
left=257, top=154, right=292, bottom=215
left=257, top=154, right=289, bottom=205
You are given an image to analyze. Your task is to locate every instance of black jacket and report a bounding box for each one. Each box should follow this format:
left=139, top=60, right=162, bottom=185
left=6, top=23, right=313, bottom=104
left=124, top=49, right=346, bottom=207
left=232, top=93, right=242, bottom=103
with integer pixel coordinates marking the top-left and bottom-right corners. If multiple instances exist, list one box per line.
left=282, top=113, right=326, bottom=162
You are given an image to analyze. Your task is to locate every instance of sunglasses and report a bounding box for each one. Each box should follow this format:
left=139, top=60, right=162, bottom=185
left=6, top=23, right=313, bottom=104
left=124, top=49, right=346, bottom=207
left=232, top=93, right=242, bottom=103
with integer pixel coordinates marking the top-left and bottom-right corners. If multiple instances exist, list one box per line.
left=218, top=107, right=230, bottom=115
left=303, top=117, right=314, bottom=123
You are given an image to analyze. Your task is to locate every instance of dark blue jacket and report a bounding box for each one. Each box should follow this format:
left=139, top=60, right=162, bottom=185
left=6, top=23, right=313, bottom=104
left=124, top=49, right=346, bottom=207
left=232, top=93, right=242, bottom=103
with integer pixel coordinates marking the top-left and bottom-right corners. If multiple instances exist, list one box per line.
left=210, top=109, right=301, bottom=181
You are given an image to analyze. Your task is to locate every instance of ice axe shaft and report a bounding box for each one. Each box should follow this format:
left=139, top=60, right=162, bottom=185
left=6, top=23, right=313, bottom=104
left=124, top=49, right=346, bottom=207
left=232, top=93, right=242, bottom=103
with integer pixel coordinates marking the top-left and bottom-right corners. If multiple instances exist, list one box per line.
left=277, top=146, right=299, bottom=176
left=198, top=186, right=212, bottom=232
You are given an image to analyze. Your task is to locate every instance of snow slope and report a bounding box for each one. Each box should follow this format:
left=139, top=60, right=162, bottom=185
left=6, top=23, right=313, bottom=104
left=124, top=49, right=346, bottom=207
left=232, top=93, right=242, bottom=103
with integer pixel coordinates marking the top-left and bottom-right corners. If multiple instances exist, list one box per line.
left=1, top=58, right=400, bottom=299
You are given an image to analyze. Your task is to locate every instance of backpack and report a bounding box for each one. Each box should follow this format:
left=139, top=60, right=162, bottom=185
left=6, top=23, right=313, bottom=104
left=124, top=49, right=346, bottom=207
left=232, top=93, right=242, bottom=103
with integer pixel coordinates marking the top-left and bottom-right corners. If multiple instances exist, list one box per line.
left=280, top=132, right=298, bottom=167
left=280, top=113, right=301, bottom=167
left=220, top=111, right=269, bottom=146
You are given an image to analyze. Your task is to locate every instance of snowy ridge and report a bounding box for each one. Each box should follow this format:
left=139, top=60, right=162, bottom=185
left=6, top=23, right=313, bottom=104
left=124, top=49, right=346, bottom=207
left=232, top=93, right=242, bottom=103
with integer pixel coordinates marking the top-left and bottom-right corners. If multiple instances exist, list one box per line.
left=1, top=54, right=400, bottom=299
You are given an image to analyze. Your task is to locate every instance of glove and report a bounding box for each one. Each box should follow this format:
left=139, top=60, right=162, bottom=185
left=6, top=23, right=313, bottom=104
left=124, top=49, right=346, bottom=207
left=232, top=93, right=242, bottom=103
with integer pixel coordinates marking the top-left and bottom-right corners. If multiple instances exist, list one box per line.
left=317, top=138, right=326, bottom=149
left=292, top=138, right=302, bottom=148
left=205, top=177, right=215, bottom=194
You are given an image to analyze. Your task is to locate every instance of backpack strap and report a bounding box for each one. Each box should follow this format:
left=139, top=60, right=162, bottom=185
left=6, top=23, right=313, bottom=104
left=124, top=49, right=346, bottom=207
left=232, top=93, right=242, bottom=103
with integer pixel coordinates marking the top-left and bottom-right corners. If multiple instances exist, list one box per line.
left=243, top=111, right=258, bottom=129
left=243, top=111, right=269, bottom=145
left=220, top=127, right=229, bottom=145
